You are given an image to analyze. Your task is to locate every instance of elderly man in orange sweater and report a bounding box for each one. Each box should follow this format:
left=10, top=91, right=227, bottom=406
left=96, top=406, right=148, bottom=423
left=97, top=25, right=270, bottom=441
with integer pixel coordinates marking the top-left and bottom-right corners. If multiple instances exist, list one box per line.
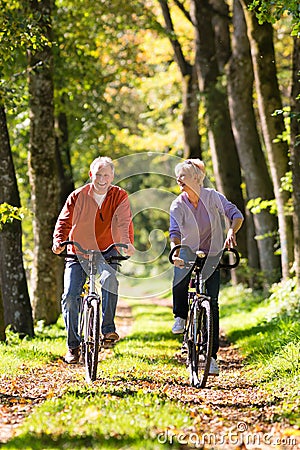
left=52, top=156, right=135, bottom=363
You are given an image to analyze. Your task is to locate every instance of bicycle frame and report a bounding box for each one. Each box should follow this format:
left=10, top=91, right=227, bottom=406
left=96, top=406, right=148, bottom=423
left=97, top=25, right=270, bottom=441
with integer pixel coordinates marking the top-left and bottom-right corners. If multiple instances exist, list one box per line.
left=58, top=240, right=129, bottom=382
left=79, top=251, right=101, bottom=382
left=169, top=245, right=240, bottom=388
left=185, top=252, right=213, bottom=388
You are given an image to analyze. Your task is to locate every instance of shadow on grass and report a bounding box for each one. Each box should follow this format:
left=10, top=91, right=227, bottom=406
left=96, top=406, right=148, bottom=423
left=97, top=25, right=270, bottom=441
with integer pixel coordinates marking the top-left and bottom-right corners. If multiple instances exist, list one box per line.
left=115, top=331, right=184, bottom=368
left=3, top=432, right=177, bottom=450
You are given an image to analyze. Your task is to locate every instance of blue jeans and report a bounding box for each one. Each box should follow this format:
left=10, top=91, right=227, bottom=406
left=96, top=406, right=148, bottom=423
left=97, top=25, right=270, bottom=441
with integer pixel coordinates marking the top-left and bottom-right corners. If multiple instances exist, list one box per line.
left=61, top=249, right=119, bottom=349
left=172, top=249, right=220, bottom=359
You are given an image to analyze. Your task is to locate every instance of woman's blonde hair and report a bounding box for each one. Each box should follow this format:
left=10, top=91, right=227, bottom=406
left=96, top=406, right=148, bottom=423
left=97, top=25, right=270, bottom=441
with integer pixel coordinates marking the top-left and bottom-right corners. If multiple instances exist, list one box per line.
left=175, top=158, right=206, bottom=186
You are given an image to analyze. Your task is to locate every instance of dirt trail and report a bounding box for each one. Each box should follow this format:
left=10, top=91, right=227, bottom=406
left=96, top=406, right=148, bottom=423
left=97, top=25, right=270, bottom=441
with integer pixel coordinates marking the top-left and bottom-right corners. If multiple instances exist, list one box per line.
left=0, top=299, right=299, bottom=449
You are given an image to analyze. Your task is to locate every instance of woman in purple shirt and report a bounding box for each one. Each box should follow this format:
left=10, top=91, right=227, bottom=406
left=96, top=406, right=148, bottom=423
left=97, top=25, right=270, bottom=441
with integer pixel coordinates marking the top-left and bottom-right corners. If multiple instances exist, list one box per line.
left=169, top=159, right=243, bottom=375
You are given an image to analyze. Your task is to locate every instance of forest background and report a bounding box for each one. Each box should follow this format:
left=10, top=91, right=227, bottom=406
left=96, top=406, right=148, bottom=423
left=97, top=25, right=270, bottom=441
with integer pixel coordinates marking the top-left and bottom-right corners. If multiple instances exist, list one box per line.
left=0, top=0, right=299, bottom=338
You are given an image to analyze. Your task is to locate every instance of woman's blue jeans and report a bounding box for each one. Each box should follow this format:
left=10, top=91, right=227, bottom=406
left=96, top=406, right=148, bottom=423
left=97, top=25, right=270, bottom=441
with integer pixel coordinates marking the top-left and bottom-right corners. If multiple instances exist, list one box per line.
left=61, top=249, right=119, bottom=349
left=172, top=249, right=220, bottom=359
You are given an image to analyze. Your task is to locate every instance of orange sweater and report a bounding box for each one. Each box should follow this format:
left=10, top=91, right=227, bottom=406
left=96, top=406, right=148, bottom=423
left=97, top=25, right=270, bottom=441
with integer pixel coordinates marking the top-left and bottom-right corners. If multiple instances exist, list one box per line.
left=53, top=184, right=134, bottom=253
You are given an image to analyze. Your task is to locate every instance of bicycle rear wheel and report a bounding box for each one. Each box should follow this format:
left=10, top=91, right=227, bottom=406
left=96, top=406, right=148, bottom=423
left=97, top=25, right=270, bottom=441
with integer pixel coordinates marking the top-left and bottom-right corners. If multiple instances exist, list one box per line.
left=83, top=296, right=100, bottom=382
left=187, top=297, right=212, bottom=388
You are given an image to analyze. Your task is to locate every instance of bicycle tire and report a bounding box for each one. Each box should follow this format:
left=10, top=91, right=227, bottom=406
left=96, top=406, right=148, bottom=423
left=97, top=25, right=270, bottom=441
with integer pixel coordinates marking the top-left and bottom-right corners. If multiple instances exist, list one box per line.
left=187, top=297, right=212, bottom=388
left=83, top=296, right=100, bottom=382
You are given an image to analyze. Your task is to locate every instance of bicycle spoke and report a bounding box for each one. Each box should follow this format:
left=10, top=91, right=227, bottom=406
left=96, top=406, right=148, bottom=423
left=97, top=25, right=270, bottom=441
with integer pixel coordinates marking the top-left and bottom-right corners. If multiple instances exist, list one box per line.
left=196, top=298, right=212, bottom=388
left=83, top=297, right=100, bottom=382
left=186, top=297, right=212, bottom=389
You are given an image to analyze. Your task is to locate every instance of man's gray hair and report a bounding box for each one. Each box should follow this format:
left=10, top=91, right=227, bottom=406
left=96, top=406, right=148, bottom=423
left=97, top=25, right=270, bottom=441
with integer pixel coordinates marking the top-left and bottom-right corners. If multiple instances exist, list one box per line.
left=90, top=156, right=115, bottom=174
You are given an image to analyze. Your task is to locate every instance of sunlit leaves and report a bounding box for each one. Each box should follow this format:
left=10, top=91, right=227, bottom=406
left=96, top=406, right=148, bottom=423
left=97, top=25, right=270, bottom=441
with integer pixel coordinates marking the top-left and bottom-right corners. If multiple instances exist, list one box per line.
left=247, top=197, right=277, bottom=215
left=249, top=0, right=300, bottom=36
left=0, top=202, right=25, bottom=229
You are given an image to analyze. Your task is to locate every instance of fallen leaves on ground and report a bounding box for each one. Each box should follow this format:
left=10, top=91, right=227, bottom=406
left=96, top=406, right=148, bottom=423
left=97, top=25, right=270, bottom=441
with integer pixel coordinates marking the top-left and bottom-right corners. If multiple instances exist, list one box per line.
left=0, top=301, right=299, bottom=449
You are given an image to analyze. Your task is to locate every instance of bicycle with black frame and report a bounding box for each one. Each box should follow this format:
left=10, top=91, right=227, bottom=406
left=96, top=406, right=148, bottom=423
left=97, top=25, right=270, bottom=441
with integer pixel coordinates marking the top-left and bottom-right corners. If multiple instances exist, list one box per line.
left=58, top=240, right=129, bottom=382
left=169, top=245, right=240, bottom=389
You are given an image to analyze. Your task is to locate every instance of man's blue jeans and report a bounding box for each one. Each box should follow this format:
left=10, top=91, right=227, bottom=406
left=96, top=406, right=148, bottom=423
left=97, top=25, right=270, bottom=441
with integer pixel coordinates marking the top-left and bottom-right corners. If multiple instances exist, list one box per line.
left=61, top=249, right=119, bottom=349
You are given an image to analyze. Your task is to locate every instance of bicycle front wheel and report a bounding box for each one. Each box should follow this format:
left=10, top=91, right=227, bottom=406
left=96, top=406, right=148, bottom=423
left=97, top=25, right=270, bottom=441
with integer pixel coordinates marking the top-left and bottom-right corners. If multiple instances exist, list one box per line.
left=83, top=296, right=100, bottom=382
left=187, top=297, right=212, bottom=388
left=196, top=298, right=213, bottom=388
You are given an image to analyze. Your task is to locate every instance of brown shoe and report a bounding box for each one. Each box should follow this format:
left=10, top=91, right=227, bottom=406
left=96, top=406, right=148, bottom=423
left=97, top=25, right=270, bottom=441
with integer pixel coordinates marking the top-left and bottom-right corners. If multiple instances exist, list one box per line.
left=103, top=331, right=119, bottom=342
left=64, top=347, right=80, bottom=364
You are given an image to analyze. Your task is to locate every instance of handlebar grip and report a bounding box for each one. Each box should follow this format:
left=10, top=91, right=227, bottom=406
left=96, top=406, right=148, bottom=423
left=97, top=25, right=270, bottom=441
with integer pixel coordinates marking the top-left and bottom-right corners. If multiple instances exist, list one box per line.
left=168, top=245, right=240, bottom=269
left=58, top=241, right=130, bottom=261
left=60, top=240, right=88, bottom=254
left=219, top=248, right=240, bottom=269
left=168, top=244, right=192, bottom=264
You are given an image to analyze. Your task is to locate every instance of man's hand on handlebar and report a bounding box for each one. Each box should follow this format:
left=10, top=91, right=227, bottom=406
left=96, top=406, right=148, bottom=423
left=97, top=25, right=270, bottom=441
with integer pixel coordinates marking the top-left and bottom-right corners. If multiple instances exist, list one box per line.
left=123, top=243, right=135, bottom=257
left=52, top=242, right=66, bottom=255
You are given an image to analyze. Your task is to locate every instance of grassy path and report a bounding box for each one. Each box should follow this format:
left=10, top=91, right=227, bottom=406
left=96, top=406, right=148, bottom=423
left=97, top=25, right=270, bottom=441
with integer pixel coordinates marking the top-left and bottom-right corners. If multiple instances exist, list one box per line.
left=0, top=298, right=299, bottom=449
left=0, top=301, right=134, bottom=444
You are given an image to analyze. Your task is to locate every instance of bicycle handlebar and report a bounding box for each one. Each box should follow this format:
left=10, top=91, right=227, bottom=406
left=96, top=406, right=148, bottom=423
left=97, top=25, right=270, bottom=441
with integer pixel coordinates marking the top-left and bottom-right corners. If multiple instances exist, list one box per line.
left=58, top=240, right=130, bottom=261
left=168, top=244, right=240, bottom=269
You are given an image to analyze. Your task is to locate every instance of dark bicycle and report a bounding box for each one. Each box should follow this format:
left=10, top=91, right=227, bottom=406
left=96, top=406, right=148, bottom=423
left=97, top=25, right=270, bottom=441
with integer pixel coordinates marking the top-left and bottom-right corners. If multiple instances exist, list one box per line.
left=169, top=245, right=239, bottom=388
left=59, top=240, right=129, bottom=382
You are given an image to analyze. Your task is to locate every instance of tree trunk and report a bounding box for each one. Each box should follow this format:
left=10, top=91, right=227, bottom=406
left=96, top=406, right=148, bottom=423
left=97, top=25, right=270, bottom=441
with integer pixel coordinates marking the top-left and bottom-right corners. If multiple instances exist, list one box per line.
left=290, top=36, right=300, bottom=283
left=190, top=0, right=247, bottom=256
left=240, top=0, right=293, bottom=279
left=227, top=0, right=280, bottom=283
left=0, top=103, right=34, bottom=337
left=54, top=101, right=75, bottom=305
left=28, top=0, right=60, bottom=324
left=182, top=66, right=202, bottom=159
left=158, top=0, right=201, bottom=159
left=55, top=96, right=75, bottom=206
left=0, top=288, right=5, bottom=341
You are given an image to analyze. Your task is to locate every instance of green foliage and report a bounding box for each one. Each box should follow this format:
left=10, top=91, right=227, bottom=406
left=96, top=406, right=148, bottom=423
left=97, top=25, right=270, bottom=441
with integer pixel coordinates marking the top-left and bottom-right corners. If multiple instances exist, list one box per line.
left=250, top=0, right=300, bottom=35
left=247, top=197, right=277, bottom=215
left=0, top=202, right=25, bottom=229
left=52, top=0, right=172, bottom=182
left=221, top=283, right=300, bottom=424
left=266, top=277, right=300, bottom=320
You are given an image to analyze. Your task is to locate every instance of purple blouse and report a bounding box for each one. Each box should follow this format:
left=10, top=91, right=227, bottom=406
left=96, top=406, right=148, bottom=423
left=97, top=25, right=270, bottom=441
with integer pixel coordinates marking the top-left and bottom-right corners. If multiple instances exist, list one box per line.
left=169, top=188, right=243, bottom=255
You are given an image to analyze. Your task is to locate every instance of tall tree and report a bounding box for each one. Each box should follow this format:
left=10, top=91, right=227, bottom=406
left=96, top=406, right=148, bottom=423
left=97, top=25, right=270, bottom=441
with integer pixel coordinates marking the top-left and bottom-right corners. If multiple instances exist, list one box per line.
left=27, top=0, right=60, bottom=323
left=240, top=0, right=294, bottom=279
left=158, top=0, right=201, bottom=159
left=227, top=0, right=280, bottom=282
left=190, top=0, right=247, bottom=256
left=290, top=37, right=300, bottom=282
left=0, top=102, right=34, bottom=337
left=0, top=288, right=5, bottom=341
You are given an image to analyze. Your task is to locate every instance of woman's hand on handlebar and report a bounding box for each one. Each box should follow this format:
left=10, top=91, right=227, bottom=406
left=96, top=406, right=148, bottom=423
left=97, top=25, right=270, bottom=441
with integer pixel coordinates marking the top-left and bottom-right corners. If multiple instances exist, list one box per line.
left=170, top=240, right=185, bottom=268
left=224, top=228, right=237, bottom=249
left=172, top=255, right=185, bottom=269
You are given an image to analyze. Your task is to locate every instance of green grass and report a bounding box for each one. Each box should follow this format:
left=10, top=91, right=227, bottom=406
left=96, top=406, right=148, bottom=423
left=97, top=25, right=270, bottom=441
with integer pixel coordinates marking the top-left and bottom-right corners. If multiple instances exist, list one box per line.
left=0, top=317, right=66, bottom=375
left=220, top=283, right=300, bottom=425
left=2, top=303, right=188, bottom=450
left=1, top=281, right=299, bottom=448
left=6, top=392, right=188, bottom=449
